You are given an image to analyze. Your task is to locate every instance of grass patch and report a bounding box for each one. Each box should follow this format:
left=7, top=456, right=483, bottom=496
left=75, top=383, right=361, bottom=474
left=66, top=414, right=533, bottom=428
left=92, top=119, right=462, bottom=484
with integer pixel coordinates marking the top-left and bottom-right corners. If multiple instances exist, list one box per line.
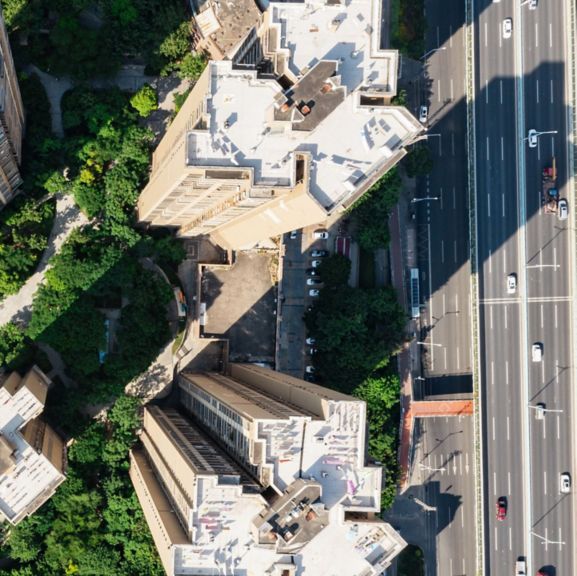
left=172, top=321, right=187, bottom=354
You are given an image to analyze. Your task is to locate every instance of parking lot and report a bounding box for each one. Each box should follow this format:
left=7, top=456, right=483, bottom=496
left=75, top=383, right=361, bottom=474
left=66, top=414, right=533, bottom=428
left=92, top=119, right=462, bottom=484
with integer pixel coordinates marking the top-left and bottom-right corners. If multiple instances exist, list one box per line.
left=276, top=226, right=335, bottom=378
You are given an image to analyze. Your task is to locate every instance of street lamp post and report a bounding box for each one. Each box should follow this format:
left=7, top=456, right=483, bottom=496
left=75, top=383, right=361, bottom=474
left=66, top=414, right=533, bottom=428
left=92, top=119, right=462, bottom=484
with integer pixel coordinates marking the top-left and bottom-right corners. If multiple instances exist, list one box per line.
left=411, top=197, right=439, bottom=204
left=417, top=341, right=443, bottom=348
left=420, top=47, right=447, bottom=60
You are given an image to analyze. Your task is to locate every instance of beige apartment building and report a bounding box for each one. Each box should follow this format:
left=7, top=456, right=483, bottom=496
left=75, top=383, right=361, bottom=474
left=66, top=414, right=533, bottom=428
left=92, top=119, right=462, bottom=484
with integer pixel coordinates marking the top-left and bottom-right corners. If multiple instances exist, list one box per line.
left=130, top=364, right=406, bottom=576
left=138, top=0, right=423, bottom=250
left=0, top=366, right=67, bottom=525
left=0, top=6, right=24, bottom=208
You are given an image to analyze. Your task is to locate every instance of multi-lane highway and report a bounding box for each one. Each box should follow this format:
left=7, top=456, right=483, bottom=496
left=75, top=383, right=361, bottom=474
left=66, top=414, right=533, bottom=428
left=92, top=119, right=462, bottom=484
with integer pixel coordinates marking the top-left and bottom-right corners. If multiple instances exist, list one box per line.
left=475, top=0, right=575, bottom=574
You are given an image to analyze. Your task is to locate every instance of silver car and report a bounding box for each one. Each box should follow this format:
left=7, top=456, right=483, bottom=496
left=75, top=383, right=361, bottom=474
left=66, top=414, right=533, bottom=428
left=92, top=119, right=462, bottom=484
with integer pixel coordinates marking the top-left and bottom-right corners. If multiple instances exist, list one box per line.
left=558, top=199, right=568, bottom=220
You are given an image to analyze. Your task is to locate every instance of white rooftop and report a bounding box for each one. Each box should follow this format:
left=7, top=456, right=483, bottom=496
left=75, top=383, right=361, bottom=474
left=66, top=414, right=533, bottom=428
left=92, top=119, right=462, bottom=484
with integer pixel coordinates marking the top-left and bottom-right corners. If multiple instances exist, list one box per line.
left=172, top=399, right=405, bottom=575
left=0, top=377, right=63, bottom=524
left=186, top=0, right=422, bottom=210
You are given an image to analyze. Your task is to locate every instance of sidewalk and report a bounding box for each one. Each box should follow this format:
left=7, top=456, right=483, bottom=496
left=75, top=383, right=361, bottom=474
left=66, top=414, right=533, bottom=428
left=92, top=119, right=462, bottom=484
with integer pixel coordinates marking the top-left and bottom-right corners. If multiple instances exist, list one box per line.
left=0, top=193, right=88, bottom=327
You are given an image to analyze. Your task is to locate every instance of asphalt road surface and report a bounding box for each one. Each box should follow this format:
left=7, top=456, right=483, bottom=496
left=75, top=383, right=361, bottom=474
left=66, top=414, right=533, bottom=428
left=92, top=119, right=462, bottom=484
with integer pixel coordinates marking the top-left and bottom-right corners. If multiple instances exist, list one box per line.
left=475, top=0, right=575, bottom=574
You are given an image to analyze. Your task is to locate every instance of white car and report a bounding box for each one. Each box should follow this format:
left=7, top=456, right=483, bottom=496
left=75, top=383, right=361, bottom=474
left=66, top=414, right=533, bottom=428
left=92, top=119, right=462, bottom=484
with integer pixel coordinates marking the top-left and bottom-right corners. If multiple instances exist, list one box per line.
left=558, top=199, right=568, bottom=220
left=289, top=230, right=299, bottom=239
left=313, top=229, right=329, bottom=240
left=306, top=337, right=316, bottom=345
left=560, top=473, right=571, bottom=494
left=307, top=278, right=322, bottom=286
left=309, top=289, right=320, bottom=297
left=507, top=273, right=517, bottom=294
left=529, top=0, right=538, bottom=9
left=502, top=18, right=512, bottom=39
left=532, top=343, right=543, bottom=362
left=419, top=105, right=428, bottom=124
left=305, top=365, right=315, bottom=374
left=311, top=260, right=322, bottom=268
left=528, top=129, right=538, bottom=148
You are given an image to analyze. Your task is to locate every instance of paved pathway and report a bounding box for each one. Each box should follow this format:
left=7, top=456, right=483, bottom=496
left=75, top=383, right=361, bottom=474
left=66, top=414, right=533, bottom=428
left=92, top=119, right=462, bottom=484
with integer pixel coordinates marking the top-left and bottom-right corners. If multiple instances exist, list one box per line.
left=0, top=193, right=88, bottom=326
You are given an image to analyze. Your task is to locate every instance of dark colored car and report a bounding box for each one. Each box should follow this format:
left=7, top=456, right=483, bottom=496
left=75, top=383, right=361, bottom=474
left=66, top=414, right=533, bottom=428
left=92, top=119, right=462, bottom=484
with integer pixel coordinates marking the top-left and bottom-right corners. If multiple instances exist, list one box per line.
left=496, top=497, right=507, bottom=521
left=310, top=249, right=329, bottom=258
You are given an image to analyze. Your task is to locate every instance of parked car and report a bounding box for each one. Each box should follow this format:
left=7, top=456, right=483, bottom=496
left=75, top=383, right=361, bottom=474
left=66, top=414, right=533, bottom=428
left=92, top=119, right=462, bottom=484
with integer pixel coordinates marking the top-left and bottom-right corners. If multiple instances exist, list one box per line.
left=532, top=343, right=543, bottom=362
left=560, top=472, right=571, bottom=494
left=306, top=268, right=320, bottom=276
left=306, top=337, right=316, bottom=345
left=289, top=230, right=299, bottom=239
left=419, top=105, right=428, bottom=124
left=496, top=497, right=507, bottom=521
left=507, top=273, right=517, bottom=294
left=313, top=229, right=329, bottom=240
left=558, top=199, right=568, bottom=220
left=307, top=278, right=322, bottom=286
left=305, top=365, right=315, bottom=374
left=309, top=289, right=320, bottom=297
left=310, top=250, right=329, bottom=258
left=309, top=348, right=317, bottom=355
left=529, top=0, right=537, bottom=9
left=502, top=18, right=512, bottom=39
left=311, top=259, right=322, bottom=268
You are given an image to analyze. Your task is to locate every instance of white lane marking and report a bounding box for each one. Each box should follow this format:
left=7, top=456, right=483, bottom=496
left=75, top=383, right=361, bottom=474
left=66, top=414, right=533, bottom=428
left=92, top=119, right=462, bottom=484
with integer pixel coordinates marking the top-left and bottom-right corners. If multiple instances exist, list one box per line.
left=555, top=304, right=558, bottom=328
left=459, top=453, right=462, bottom=475
left=493, top=472, right=497, bottom=495
left=540, top=304, right=544, bottom=328
left=454, top=240, right=457, bottom=262
left=440, top=186, right=444, bottom=209
left=506, top=360, right=509, bottom=384
left=550, top=79, right=554, bottom=104
left=506, top=416, right=510, bottom=440
left=508, top=472, right=511, bottom=494
left=537, top=136, right=541, bottom=161
left=504, top=305, right=508, bottom=329
left=551, top=135, right=555, bottom=157
left=485, top=21, right=488, bottom=48
left=488, top=194, right=491, bottom=218
left=443, top=347, right=447, bottom=369
left=437, top=79, right=441, bottom=103
left=492, top=416, right=495, bottom=441
left=559, top=528, right=562, bottom=552
left=536, top=79, right=540, bottom=104
left=543, top=415, right=547, bottom=439
left=494, top=527, right=498, bottom=551
left=557, top=415, right=560, bottom=439
left=500, top=80, right=503, bottom=104
left=545, top=528, right=549, bottom=552
left=549, top=22, right=552, bottom=48
left=466, top=452, right=469, bottom=474
left=486, top=136, right=490, bottom=160
left=452, top=186, right=456, bottom=210
left=455, top=293, right=459, bottom=314
left=541, top=358, right=545, bottom=383
left=461, top=506, right=464, bottom=528
left=499, top=26, right=502, bottom=48
left=443, top=292, right=446, bottom=315
left=450, top=78, right=454, bottom=101
left=463, top=559, right=466, bottom=576
left=535, top=22, right=539, bottom=47
left=502, top=193, right=506, bottom=218
left=457, top=346, right=460, bottom=370
left=490, top=305, right=494, bottom=330
left=501, top=137, right=504, bottom=161
left=441, top=240, right=445, bottom=263
left=489, top=248, right=492, bottom=273
left=503, top=249, right=506, bottom=273
left=544, top=470, right=547, bottom=495
left=554, top=246, right=557, bottom=270
left=491, top=361, right=495, bottom=387
left=450, top=558, right=453, bottom=574
left=509, top=527, right=512, bottom=551
left=451, top=132, right=455, bottom=156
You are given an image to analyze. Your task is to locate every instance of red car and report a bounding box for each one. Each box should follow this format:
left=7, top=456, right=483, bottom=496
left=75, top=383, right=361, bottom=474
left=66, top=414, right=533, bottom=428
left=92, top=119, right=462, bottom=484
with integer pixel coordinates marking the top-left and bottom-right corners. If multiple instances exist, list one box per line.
left=496, top=497, right=507, bottom=521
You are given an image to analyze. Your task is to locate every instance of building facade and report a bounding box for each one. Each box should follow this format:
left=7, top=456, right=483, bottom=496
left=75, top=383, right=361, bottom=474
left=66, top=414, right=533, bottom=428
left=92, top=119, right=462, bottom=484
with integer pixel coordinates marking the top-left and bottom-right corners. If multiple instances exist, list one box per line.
left=130, top=364, right=406, bottom=576
left=0, top=366, right=67, bottom=525
left=0, top=6, right=24, bottom=208
left=137, top=0, right=423, bottom=250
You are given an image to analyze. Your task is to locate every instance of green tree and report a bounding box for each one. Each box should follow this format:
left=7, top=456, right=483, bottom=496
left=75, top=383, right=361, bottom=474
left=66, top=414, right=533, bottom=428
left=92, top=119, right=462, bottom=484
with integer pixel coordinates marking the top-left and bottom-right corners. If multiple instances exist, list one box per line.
left=0, top=323, right=26, bottom=368
left=404, top=144, right=433, bottom=178
left=177, top=52, right=207, bottom=80
left=129, top=84, right=158, bottom=118
left=317, top=254, right=351, bottom=287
